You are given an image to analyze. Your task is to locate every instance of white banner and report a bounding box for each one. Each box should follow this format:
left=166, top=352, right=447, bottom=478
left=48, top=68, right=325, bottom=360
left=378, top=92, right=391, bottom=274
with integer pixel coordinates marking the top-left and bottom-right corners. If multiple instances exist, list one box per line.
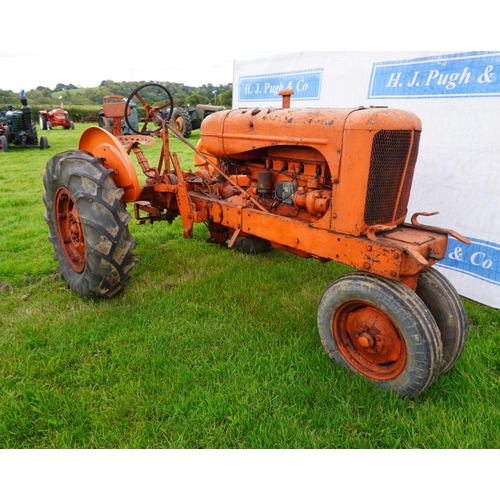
left=233, top=51, right=500, bottom=308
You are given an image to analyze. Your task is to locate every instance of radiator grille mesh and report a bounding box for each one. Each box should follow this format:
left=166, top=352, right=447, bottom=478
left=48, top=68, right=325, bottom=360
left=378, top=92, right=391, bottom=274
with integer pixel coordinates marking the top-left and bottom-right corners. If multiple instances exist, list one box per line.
left=364, top=130, right=420, bottom=225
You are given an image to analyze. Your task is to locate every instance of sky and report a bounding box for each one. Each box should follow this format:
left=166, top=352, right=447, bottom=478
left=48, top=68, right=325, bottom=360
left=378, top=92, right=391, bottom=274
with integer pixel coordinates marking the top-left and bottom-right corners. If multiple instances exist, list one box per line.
left=0, top=0, right=304, bottom=92
left=3, top=2, right=492, bottom=93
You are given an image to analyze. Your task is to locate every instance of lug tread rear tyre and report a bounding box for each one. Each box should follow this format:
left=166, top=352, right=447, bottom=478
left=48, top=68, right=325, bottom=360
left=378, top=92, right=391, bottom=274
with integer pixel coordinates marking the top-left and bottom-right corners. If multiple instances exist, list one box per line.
left=29, top=122, right=38, bottom=146
left=317, top=272, right=443, bottom=398
left=43, top=150, right=135, bottom=298
left=170, top=107, right=193, bottom=138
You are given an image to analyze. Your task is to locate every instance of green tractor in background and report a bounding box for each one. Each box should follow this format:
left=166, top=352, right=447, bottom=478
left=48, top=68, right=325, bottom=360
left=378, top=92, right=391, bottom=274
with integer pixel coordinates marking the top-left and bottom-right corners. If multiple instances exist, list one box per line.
left=0, top=90, right=49, bottom=152
left=170, top=104, right=225, bottom=138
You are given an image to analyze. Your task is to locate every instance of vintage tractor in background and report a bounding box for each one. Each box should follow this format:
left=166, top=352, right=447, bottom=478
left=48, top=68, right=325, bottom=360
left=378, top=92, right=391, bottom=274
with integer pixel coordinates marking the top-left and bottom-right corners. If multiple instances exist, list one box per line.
left=39, top=98, right=74, bottom=130
left=43, top=82, right=470, bottom=398
left=0, top=90, right=49, bottom=152
left=98, top=96, right=225, bottom=139
left=98, top=95, right=139, bottom=136
left=170, top=104, right=225, bottom=138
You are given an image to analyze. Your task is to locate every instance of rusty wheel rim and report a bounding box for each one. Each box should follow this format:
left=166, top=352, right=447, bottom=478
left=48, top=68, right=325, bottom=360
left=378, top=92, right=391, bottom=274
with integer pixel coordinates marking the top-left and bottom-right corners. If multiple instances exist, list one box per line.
left=332, top=301, right=407, bottom=380
left=55, top=187, right=85, bottom=273
left=173, top=116, right=184, bottom=132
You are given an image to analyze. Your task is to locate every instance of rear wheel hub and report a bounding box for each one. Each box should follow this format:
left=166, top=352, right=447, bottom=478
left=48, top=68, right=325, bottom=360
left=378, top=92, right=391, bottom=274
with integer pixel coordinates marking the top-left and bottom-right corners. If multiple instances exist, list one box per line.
left=55, top=187, right=85, bottom=273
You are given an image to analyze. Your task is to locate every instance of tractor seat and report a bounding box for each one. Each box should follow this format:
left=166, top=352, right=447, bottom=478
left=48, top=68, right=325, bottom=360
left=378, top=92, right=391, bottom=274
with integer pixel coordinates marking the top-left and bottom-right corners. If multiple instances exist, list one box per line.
left=102, top=101, right=129, bottom=119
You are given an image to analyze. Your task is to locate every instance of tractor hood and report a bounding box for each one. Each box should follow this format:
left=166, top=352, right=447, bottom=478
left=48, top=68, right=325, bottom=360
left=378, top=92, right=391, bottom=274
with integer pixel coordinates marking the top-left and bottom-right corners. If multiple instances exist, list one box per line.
left=198, top=106, right=421, bottom=165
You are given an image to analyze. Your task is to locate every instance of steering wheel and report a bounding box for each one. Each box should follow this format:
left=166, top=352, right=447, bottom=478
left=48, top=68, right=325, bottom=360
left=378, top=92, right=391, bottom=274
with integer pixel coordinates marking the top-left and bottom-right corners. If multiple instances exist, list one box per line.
left=124, top=82, right=174, bottom=135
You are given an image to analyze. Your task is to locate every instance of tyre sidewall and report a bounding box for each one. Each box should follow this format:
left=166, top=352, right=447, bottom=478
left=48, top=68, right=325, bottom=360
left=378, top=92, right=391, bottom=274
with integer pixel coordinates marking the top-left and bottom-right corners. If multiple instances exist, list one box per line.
left=417, top=267, right=467, bottom=373
left=44, top=151, right=87, bottom=292
left=318, top=273, right=442, bottom=397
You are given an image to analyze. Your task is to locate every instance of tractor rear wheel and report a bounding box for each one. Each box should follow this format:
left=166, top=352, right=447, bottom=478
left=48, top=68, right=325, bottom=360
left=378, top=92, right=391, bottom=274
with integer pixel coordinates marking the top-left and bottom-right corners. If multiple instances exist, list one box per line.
left=170, top=108, right=193, bottom=138
left=29, top=122, right=38, bottom=146
left=416, top=267, right=467, bottom=374
left=39, top=113, right=47, bottom=130
left=317, top=272, right=443, bottom=398
left=232, top=235, right=272, bottom=254
left=0, top=135, right=8, bottom=152
left=43, top=150, right=135, bottom=298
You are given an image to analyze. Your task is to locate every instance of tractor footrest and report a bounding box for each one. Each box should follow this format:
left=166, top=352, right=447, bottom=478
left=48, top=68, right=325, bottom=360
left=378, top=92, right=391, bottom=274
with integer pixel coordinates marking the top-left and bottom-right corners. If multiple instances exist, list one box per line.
left=118, top=135, right=156, bottom=147
left=134, top=201, right=161, bottom=224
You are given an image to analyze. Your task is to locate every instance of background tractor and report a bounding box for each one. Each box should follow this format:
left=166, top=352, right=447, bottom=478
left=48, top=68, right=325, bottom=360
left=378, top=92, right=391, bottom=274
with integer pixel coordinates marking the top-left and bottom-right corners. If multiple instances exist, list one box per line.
left=43, top=82, right=469, bottom=398
left=98, top=95, right=139, bottom=136
left=170, top=104, right=225, bottom=138
left=39, top=98, right=74, bottom=130
left=0, top=90, right=49, bottom=152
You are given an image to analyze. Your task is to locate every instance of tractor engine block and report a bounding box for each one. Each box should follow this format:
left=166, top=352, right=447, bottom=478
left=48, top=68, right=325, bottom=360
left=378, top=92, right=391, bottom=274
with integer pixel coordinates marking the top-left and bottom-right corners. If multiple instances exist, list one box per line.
left=215, top=147, right=332, bottom=222
left=197, top=105, right=422, bottom=236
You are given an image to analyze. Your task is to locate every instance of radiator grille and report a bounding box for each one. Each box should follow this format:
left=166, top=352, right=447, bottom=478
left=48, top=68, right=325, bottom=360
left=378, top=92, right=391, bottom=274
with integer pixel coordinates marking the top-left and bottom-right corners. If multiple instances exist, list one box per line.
left=364, top=130, right=421, bottom=225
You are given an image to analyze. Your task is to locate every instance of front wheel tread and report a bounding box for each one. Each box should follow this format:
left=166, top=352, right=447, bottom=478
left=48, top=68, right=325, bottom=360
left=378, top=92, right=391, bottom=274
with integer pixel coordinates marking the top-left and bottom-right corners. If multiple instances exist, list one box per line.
left=317, top=272, right=443, bottom=398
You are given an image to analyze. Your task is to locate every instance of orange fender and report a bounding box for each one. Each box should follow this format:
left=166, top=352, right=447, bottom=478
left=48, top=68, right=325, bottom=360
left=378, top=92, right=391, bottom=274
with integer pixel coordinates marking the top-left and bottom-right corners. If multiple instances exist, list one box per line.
left=79, top=127, right=140, bottom=202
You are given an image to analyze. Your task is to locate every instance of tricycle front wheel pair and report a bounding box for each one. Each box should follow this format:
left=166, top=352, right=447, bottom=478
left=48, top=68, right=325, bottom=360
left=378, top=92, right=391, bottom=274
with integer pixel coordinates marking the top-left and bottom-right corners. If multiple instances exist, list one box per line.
left=317, top=269, right=467, bottom=397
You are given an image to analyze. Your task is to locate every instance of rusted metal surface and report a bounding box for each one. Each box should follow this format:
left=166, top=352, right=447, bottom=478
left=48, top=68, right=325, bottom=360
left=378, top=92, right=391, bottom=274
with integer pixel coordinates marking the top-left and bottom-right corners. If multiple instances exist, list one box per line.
left=79, top=127, right=141, bottom=202
left=332, top=301, right=407, bottom=380
left=55, top=186, right=85, bottom=273
left=410, top=211, right=471, bottom=245
left=78, top=89, right=465, bottom=288
left=102, top=95, right=130, bottom=137
left=65, top=84, right=470, bottom=396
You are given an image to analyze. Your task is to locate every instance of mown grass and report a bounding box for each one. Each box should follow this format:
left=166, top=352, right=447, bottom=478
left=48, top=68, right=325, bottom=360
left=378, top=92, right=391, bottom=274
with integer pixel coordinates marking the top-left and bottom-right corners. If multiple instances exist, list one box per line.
left=1, top=124, right=500, bottom=449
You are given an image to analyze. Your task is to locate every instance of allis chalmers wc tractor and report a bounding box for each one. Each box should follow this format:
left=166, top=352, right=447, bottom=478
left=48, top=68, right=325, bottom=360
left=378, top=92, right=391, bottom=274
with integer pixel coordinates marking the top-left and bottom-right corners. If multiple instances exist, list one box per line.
left=43, top=83, right=470, bottom=398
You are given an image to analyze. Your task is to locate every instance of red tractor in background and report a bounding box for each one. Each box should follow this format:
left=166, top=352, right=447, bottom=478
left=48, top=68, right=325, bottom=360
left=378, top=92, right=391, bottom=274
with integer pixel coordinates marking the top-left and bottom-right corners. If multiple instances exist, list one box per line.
left=39, top=97, right=74, bottom=130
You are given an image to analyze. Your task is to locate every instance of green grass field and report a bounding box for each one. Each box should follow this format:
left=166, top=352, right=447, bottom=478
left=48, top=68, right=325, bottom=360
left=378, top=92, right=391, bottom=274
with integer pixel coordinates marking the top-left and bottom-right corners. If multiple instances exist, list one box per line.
left=1, top=123, right=500, bottom=449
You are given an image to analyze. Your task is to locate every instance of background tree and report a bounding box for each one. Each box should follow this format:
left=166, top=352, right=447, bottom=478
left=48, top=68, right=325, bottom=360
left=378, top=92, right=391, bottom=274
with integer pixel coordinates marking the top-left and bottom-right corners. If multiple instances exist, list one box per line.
left=0, top=81, right=234, bottom=109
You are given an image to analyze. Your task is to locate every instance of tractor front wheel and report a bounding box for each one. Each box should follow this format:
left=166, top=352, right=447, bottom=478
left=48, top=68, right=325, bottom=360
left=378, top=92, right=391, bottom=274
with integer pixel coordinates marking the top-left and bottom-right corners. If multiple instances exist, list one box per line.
left=43, top=150, right=135, bottom=298
left=317, top=272, right=443, bottom=398
left=416, top=267, right=467, bottom=374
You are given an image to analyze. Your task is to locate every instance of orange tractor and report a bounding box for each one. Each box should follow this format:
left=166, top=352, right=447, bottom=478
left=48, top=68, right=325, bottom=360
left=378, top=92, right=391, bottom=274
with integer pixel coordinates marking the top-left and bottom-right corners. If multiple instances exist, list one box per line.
left=43, top=83, right=469, bottom=397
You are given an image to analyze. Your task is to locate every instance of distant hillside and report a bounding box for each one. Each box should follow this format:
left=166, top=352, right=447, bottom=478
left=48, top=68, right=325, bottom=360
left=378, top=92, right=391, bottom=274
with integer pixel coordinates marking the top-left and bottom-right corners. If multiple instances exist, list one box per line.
left=0, top=80, right=233, bottom=108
